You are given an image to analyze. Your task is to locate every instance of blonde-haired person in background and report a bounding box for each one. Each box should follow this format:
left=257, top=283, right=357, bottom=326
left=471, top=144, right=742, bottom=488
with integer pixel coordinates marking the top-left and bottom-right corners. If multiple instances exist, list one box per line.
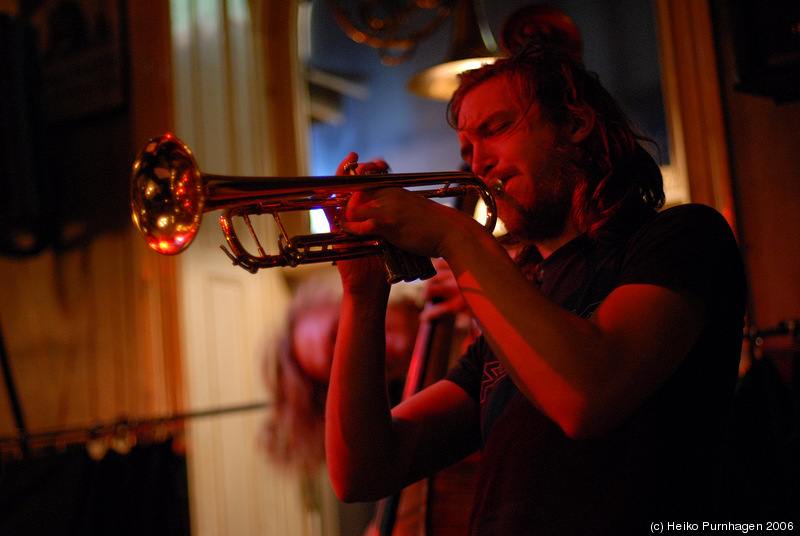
left=261, top=267, right=423, bottom=535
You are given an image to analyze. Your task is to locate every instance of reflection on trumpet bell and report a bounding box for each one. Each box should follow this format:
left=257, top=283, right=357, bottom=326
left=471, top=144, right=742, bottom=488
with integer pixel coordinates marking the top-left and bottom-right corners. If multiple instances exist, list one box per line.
left=130, top=133, right=497, bottom=283
left=130, top=133, right=204, bottom=255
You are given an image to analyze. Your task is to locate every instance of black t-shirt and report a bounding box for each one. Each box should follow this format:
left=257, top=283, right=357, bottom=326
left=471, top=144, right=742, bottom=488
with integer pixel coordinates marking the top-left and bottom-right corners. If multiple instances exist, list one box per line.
left=446, top=203, right=747, bottom=535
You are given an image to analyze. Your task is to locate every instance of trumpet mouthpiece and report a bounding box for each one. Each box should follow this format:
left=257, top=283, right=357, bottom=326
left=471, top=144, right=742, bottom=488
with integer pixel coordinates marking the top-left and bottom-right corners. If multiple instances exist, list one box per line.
left=490, top=179, right=505, bottom=198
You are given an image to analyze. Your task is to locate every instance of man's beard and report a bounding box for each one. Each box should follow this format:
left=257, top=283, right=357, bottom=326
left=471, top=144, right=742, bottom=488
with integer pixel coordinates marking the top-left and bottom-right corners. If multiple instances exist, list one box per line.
left=509, top=195, right=572, bottom=243
left=501, top=149, right=579, bottom=244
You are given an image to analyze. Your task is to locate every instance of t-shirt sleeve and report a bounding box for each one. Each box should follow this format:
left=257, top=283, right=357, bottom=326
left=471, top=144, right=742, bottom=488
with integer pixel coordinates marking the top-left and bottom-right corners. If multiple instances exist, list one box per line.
left=444, top=335, right=490, bottom=403
left=618, top=203, right=745, bottom=313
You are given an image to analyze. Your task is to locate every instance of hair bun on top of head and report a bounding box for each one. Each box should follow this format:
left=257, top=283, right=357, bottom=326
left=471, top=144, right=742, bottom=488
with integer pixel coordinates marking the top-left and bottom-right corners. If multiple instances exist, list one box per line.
left=499, top=4, right=583, bottom=61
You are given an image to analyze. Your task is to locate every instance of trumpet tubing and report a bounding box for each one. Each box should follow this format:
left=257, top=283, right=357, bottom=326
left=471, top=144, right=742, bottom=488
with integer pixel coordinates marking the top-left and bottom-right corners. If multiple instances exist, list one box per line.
left=130, top=133, right=497, bottom=281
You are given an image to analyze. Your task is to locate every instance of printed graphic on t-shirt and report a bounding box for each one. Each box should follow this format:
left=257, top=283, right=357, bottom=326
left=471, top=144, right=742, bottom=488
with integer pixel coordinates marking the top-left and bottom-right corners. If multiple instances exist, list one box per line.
left=480, top=361, right=507, bottom=404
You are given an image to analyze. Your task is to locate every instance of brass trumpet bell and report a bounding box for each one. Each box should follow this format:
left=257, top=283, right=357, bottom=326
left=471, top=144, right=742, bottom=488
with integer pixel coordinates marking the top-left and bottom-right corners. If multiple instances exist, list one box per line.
left=131, top=133, right=203, bottom=255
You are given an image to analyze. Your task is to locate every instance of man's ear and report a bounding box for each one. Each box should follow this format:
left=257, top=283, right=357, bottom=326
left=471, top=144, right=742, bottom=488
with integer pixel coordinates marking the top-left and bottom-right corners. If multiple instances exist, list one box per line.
left=568, top=106, right=595, bottom=144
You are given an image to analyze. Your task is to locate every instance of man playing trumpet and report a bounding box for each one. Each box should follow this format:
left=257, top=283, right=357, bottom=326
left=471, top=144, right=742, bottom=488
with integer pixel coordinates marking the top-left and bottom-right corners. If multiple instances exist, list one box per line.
left=325, top=42, right=746, bottom=534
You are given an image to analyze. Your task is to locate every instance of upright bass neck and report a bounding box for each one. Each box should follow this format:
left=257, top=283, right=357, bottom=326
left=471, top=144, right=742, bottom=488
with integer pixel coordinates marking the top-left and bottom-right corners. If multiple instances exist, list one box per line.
left=376, top=298, right=457, bottom=536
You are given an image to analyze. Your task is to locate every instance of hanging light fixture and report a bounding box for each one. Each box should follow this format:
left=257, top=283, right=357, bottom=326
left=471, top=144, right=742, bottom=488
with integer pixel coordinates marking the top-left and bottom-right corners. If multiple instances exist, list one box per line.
left=408, top=3, right=583, bottom=101
left=327, top=0, right=455, bottom=66
left=407, top=0, right=498, bottom=101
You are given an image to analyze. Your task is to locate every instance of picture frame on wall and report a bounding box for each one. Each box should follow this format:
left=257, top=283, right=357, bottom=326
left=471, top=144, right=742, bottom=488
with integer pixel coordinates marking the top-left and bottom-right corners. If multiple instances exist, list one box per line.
left=26, top=0, right=128, bottom=123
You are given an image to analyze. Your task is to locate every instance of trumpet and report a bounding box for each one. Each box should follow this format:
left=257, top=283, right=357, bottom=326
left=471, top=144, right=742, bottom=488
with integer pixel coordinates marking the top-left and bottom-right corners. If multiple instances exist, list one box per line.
left=130, top=133, right=497, bottom=282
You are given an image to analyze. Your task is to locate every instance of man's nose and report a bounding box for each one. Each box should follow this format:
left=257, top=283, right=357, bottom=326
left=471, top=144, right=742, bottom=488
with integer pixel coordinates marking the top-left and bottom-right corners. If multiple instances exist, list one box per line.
left=472, top=145, right=496, bottom=177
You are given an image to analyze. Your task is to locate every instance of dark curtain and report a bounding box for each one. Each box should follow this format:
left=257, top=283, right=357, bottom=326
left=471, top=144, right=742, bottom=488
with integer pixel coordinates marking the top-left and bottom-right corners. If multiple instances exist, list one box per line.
left=0, top=440, right=190, bottom=536
left=0, top=13, right=56, bottom=257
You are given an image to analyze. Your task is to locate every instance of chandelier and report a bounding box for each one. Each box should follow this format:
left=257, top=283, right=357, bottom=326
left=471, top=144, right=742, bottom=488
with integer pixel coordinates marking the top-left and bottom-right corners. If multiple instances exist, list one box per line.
left=327, top=0, right=457, bottom=66
left=328, top=1, right=583, bottom=101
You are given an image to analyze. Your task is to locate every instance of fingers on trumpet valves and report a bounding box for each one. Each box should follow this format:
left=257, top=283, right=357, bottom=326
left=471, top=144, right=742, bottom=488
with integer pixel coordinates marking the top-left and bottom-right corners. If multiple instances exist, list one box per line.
left=363, top=159, right=389, bottom=175
left=343, top=160, right=359, bottom=175
left=327, top=207, right=346, bottom=231
left=341, top=157, right=389, bottom=176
